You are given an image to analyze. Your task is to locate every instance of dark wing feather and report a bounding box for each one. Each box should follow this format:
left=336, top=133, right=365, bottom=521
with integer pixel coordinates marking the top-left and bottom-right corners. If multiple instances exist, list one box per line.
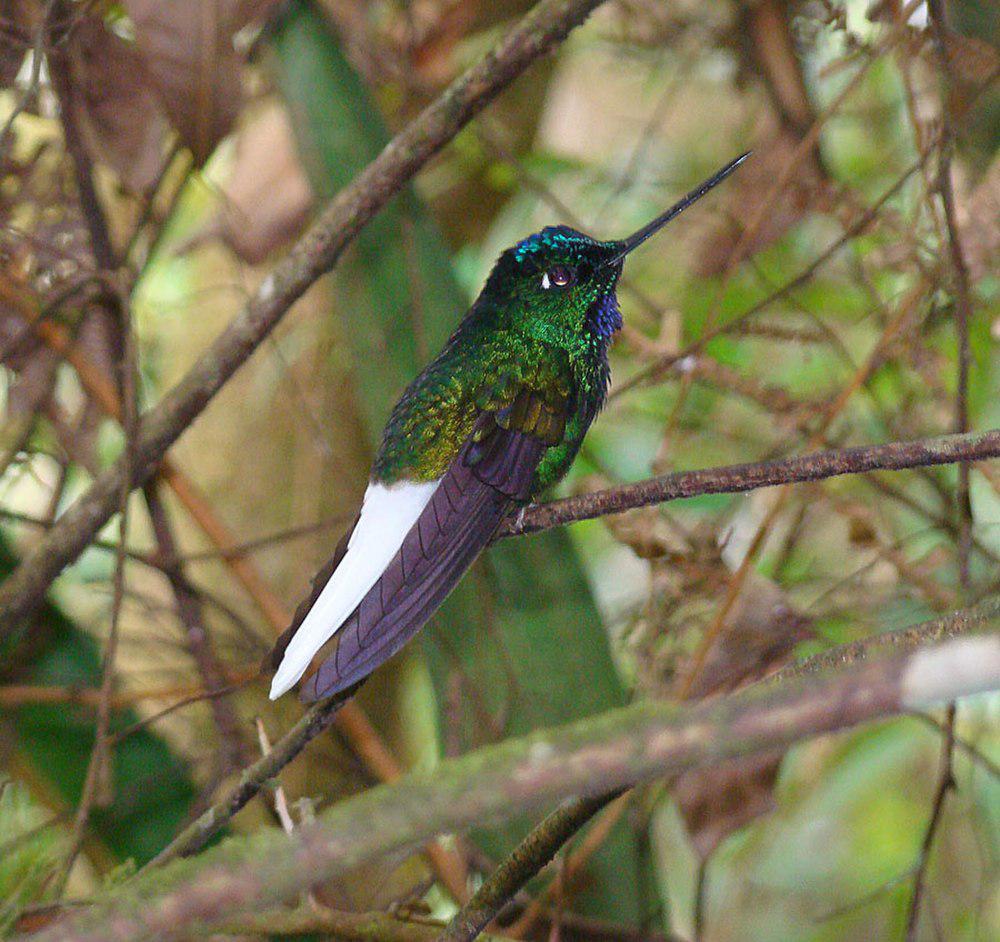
left=298, top=410, right=549, bottom=702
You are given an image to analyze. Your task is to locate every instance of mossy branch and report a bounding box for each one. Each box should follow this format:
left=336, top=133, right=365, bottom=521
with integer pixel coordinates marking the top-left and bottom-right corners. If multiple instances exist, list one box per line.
left=23, top=603, right=999, bottom=942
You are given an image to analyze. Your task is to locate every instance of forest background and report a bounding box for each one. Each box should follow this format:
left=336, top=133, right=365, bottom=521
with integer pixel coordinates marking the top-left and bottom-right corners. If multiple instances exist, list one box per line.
left=0, top=1, right=998, bottom=940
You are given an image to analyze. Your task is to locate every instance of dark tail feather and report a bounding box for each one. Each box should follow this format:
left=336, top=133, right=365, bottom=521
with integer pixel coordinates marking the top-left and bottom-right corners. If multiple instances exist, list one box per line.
left=300, top=426, right=545, bottom=701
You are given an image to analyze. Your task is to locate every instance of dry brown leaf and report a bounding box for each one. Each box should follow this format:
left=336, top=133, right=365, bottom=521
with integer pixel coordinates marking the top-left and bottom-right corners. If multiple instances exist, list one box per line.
left=684, top=574, right=813, bottom=699
left=181, top=101, right=313, bottom=263
left=956, top=154, right=1000, bottom=284
left=673, top=749, right=784, bottom=861
left=67, top=16, right=170, bottom=193
left=943, top=29, right=1000, bottom=87
left=668, top=577, right=812, bottom=860
left=633, top=531, right=813, bottom=859
left=124, top=0, right=269, bottom=165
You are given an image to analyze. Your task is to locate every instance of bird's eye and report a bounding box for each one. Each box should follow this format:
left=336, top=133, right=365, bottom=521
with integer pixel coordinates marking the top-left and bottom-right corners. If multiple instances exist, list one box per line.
left=540, top=265, right=575, bottom=290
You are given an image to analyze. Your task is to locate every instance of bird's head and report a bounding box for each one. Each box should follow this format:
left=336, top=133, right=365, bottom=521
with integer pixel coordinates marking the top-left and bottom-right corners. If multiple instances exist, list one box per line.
left=478, top=151, right=750, bottom=349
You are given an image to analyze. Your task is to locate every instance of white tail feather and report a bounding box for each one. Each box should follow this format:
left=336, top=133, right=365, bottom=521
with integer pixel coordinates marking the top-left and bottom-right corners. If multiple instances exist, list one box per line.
left=269, top=479, right=439, bottom=699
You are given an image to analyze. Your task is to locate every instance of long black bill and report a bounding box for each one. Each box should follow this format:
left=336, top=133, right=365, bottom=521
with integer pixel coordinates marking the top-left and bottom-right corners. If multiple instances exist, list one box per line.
left=603, top=150, right=751, bottom=268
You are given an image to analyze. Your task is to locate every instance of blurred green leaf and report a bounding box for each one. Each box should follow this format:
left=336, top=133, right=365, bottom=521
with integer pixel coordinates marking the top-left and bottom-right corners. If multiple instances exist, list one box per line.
left=0, top=536, right=197, bottom=869
left=0, top=780, right=65, bottom=933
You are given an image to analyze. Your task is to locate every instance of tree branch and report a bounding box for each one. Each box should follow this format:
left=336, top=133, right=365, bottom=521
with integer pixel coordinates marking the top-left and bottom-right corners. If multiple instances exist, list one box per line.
left=502, top=429, right=1000, bottom=538
left=435, top=791, right=623, bottom=942
left=0, top=0, right=611, bottom=637
left=768, top=594, right=1000, bottom=683
left=435, top=596, right=1000, bottom=942
left=145, top=687, right=355, bottom=868
left=25, top=609, right=999, bottom=942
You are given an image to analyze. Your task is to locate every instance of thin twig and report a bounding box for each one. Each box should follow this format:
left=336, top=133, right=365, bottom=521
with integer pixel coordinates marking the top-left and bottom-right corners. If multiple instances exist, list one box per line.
left=692, top=858, right=709, bottom=942
left=0, top=0, right=55, bottom=155
left=767, top=594, right=1000, bottom=684
left=0, top=675, right=254, bottom=710
left=435, top=792, right=623, bottom=942
left=143, top=483, right=251, bottom=773
left=45, top=35, right=135, bottom=890
left=507, top=792, right=631, bottom=937
left=145, top=689, right=354, bottom=868
left=902, top=4, right=976, bottom=934
left=927, top=0, right=975, bottom=588
left=215, top=904, right=510, bottom=942
left=904, top=702, right=956, bottom=942
left=908, top=712, right=999, bottom=781
left=611, top=149, right=931, bottom=398
left=502, top=429, right=1000, bottom=538
left=54, top=291, right=135, bottom=895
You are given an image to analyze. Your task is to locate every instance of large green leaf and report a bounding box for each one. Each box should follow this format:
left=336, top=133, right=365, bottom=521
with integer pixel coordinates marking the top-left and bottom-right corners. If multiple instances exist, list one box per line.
left=0, top=536, right=198, bottom=868
left=270, top=0, right=648, bottom=922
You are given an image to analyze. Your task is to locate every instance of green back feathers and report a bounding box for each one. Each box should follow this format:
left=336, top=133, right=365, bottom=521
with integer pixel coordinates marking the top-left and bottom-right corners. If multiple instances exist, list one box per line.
left=372, top=226, right=625, bottom=485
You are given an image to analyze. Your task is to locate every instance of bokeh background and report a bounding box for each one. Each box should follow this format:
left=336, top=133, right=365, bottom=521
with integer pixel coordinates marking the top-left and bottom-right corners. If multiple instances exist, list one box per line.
left=1, top=1, right=998, bottom=939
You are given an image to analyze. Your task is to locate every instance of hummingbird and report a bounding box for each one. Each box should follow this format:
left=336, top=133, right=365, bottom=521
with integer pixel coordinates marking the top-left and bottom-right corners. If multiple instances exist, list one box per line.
left=268, top=151, right=749, bottom=702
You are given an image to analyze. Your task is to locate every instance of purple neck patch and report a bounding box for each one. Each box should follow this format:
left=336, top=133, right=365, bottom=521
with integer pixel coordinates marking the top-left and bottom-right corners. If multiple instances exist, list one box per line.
left=589, top=293, right=623, bottom=341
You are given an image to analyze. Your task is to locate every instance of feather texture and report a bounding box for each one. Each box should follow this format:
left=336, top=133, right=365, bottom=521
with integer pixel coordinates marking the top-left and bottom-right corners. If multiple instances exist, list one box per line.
left=269, top=479, right=439, bottom=699
left=299, top=416, right=546, bottom=700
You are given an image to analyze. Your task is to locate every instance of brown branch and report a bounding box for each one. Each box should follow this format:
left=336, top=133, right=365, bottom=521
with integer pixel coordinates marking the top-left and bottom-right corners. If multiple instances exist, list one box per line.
left=49, top=43, right=116, bottom=271
left=143, top=484, right=251, bottom=773
left=902, top=5, right=974, bottom=936
left=54, top=294, right=136, bottom=895
left=904, top=700, right=956, bottom=942
left=0, top=0, right=55, bottom=155
left=144, top=689, right=354, bottom=869
left=767, top=595, right=1000, bottom=684
left=43, top=31, right=134, bottom=891
left=502, top=429, right=1000, bottom=538
left=927, top=0, right=975, bottom=589
left=506, top=792, right=631, bottom=936
left=28, top=609, right=999, bottom=942
left=908, top=711, right=999, bottom=781
left=0, top=0, right=611, bottom=637
left=0, top=675, right=255, bottom=709
left=435, top=791, right=623, bottom=942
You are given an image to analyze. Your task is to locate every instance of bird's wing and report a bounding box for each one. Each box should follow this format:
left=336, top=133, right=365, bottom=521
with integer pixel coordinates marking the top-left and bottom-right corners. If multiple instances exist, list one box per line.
left=268, top=387, right=567, bottom=702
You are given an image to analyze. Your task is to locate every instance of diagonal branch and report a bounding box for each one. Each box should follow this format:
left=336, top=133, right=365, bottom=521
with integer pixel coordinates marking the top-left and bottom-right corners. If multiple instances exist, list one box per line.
left=435, top=791, right=623, bottom=942
left=0, top=0, right=612, bottom=637
left=27, top=604, right=999, bottom=942
left=145, top=687, right=355, bottom=868
left=502, top=429, right=1000, bottom=538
